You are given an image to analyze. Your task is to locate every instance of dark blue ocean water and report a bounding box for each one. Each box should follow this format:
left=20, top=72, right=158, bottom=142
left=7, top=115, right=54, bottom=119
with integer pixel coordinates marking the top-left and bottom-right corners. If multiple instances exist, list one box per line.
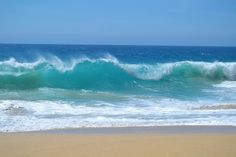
left=0, top=44, right=236, bottom=132
left=1, top=44, right=236, bottom=63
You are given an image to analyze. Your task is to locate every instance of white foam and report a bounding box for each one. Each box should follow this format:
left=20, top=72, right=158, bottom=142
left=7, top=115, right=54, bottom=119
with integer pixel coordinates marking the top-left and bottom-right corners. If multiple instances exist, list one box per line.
left=214, top=81, right=236, bottom=89
left=119, top=61, right=236, bottom=80
left=1, top=99, right=236, bottom=132
left=0, top=57, right=45, bottom=69
left=0, top=54, right=118, bottom=74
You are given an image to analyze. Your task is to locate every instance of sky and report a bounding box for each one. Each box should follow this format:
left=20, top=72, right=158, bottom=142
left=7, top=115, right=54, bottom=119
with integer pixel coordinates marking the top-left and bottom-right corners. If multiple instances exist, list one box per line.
left=0, top=0, right=236, bottom=46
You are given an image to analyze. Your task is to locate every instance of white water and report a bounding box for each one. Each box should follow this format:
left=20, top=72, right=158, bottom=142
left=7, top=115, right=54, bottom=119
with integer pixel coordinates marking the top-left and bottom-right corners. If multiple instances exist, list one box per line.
left=0, top=98, right=236, bottom=132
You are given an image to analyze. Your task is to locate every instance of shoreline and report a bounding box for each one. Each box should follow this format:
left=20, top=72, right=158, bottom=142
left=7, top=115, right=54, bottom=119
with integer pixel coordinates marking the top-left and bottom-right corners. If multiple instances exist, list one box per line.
left=23, top=125, right=236, bottom=134
left=2, top=125, right=236, bottom=134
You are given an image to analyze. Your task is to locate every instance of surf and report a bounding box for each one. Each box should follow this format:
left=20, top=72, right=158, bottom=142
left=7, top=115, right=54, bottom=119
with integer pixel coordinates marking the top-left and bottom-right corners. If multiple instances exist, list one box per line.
left=0, top=54, right=236, bottom=90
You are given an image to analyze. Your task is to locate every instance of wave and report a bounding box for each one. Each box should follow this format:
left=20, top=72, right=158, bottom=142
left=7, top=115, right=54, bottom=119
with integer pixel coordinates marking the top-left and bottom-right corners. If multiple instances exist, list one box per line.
left=0, top=54, right=236, bottom=90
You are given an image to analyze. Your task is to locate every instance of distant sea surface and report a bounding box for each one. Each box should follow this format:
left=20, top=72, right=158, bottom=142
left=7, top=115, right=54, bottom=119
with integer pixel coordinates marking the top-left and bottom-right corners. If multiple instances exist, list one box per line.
left=0, top=44, right=236, bottom=132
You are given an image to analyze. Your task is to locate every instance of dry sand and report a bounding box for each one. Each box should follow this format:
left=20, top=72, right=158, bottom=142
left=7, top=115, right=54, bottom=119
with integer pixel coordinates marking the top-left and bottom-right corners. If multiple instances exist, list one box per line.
left=0, top=134, right=236, bottom=157
left=1, top=127, right=236, bottom=157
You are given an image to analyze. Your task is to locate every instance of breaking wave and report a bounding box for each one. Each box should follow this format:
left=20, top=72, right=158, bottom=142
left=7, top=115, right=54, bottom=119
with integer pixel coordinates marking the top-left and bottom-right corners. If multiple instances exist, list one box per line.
left=0, top=54, right=236, bottom=90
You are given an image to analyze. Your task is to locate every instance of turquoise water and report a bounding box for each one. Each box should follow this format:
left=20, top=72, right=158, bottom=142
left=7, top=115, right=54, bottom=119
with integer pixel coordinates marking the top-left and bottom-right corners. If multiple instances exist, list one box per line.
left=0, top=44, right=236, bottom=132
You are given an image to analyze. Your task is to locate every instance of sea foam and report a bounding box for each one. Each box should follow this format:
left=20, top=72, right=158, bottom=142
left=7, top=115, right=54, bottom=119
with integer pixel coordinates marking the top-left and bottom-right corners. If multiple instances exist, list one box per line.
left=1, top=98, right=236, bottom=132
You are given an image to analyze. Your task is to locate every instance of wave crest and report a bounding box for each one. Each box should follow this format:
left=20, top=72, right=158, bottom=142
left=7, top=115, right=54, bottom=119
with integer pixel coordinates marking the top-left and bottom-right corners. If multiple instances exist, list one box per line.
left=123, top=61, right=236, bottom=80
left=0, top=55, right=236, bottom=89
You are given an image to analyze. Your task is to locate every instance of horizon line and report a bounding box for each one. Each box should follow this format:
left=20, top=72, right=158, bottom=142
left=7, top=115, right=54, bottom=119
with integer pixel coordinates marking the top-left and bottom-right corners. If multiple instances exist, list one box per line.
left=0, top=42, right=236, bottom=48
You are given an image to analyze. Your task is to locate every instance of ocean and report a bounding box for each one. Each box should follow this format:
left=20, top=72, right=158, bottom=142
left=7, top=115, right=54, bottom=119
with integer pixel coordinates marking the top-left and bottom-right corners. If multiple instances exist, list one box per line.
left=0, top=44, right=236, bottom=132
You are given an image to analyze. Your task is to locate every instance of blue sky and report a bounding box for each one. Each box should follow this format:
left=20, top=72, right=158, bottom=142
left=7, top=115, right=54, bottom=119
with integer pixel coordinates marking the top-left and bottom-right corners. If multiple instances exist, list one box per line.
left=0, top=0, right=236, bottom=46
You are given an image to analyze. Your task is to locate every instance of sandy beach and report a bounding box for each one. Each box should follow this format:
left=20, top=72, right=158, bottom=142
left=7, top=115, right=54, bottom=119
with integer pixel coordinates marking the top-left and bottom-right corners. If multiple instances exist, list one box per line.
left=1, top=126, right=236, bottom=157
